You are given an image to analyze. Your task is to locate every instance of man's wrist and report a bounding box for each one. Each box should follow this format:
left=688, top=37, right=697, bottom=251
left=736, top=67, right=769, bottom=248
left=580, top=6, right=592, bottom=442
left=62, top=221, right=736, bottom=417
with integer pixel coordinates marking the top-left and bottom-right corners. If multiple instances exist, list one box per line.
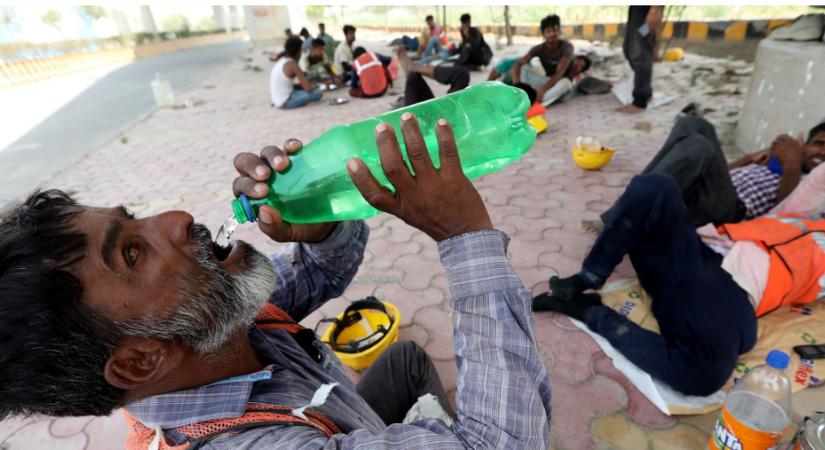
left=438, top=229, right=523, bottom=299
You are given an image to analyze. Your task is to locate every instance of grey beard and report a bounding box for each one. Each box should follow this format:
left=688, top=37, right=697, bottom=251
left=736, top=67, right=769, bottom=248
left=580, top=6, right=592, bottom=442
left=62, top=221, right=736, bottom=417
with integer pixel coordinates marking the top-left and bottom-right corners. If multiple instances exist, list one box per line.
left=118, top=224, right=276, bottom=354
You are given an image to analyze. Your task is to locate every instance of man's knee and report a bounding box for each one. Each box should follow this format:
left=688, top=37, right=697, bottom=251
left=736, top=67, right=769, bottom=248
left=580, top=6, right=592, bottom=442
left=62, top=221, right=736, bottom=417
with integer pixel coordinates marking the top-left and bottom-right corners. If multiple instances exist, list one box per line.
left=626, top=173, right=681, bottom=204
left=452, top=67, right=470, bottom=90
left=674, top=116, right=715, bottom=139
left=405, top=72, right=424, bottom=89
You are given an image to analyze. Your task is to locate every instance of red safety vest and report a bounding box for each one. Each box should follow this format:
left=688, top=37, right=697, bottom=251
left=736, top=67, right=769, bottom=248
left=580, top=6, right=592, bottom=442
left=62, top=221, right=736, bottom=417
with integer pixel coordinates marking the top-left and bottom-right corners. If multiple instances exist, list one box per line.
left=353, top=52, right=388, bottom=97
left=123, top=304, right=340, bottom=450
left=718, top=214, right=825, bottom=316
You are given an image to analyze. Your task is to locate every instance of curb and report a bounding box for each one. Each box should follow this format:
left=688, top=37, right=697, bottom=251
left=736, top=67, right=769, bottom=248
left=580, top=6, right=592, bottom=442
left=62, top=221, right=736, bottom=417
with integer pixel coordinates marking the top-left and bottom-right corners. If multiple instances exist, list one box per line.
left=0, top=31, right=247, bottom=89
left=361, top=18, right=794, bottom=43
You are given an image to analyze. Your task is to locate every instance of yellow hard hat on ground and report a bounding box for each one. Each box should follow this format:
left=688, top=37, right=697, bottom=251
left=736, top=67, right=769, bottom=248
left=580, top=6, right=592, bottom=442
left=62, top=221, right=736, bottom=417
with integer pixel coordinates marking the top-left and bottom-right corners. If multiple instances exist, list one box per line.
left=572, top=136, right=616, bottom=170
left=663, top=47, right=685, bottom=62
left=318, top=297, right=400, bottom=371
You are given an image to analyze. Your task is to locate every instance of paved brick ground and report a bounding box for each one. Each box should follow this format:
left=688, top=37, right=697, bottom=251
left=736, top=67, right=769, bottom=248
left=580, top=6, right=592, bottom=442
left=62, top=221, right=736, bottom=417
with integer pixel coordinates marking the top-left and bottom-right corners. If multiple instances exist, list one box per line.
left=2, top=36, right=823, bottom=449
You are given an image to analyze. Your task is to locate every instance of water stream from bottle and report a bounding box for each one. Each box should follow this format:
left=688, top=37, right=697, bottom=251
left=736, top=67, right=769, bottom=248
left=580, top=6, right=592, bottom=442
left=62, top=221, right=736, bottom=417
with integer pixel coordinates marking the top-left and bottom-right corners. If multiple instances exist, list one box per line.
left=215, top=215, right=239, bottom=248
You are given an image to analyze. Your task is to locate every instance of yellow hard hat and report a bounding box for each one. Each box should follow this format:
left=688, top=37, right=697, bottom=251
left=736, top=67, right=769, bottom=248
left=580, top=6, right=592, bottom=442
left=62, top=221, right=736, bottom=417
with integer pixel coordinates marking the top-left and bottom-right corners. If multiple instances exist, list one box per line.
left=572, top=137, right=615, bottom=170
left=663, top=47, right=684, bottom=62
left=527, top=115, right=548, bottom=134
left=318, top=297, right=400, bottom=371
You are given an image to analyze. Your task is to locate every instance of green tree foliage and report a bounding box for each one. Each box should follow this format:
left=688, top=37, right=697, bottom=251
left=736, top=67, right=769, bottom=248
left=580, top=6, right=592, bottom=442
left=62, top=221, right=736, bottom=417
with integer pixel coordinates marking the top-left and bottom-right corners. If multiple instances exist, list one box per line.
left=41, top=9, right=62, bottom=30
left=78, top=5, right=107, bottom=22
left=162, top=14, right=191, bottom=32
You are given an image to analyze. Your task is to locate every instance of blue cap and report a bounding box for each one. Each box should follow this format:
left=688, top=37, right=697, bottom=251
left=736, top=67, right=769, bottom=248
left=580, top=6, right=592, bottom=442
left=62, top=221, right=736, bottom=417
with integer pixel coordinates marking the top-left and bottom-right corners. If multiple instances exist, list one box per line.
left=766, top=350, right=790, bottom=370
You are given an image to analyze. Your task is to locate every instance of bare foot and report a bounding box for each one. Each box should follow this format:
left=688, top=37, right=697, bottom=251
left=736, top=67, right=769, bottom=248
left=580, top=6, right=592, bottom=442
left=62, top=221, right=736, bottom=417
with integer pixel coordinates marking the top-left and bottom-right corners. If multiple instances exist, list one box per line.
left=395, top=46, right=412, bottom=73
left=581, top=218, right=604, bottom=234
left=615, top=104, right=646, bottom=114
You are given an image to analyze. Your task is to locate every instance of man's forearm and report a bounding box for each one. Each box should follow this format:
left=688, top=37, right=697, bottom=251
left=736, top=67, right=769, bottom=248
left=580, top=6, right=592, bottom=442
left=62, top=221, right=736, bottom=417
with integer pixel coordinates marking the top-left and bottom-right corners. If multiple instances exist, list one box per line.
left=777, top=166, right=803, bottom=202
left=438, top=229, right=551, bottom=448
left=267, top=220, right=369, bottom=321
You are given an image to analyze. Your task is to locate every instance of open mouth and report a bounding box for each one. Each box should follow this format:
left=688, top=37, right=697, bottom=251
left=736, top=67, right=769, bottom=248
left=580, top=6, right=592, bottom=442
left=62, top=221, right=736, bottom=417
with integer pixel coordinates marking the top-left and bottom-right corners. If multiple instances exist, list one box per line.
left=211, top=241, right=233, bottom=262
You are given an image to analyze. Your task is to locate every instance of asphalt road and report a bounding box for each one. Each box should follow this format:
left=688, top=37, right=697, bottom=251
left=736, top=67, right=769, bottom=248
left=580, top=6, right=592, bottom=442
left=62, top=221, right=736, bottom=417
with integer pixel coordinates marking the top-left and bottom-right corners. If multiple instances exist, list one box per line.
left=0, top=39, right=248, bottom=210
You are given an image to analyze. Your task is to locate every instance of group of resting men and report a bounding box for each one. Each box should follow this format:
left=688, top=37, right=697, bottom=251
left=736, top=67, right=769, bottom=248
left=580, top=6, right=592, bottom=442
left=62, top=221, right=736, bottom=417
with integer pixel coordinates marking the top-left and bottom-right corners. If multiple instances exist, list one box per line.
left=3, top=9, right=825, bottom=450
left=269, top=13, right=596, bottom=111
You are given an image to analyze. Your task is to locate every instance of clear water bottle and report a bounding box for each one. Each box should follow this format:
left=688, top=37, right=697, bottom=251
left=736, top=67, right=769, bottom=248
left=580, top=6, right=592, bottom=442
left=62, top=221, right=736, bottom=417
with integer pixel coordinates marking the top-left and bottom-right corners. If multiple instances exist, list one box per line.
left=231, top=82, right=535, bottom=224
left=709, top=350, right=792, bottom=450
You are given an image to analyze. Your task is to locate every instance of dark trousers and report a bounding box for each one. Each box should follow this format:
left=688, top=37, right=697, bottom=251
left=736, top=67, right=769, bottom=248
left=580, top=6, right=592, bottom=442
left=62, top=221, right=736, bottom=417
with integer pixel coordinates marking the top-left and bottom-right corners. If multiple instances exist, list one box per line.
left=622, top=30, right=654, bottom=108
left=583, top=173, right=757, bottom=396
left=603, top=117, right=746, bottom=227
left=404, top=65, right=470, bottom=107
left=356, top=341, right=454, bottom=425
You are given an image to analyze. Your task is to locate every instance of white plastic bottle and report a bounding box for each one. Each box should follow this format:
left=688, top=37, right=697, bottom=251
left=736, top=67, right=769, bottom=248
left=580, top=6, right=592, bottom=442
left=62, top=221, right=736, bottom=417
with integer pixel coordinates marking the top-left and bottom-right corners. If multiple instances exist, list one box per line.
left=150, top=73, right=175, bottom=107
left=710, top=350, right=792, bottom=450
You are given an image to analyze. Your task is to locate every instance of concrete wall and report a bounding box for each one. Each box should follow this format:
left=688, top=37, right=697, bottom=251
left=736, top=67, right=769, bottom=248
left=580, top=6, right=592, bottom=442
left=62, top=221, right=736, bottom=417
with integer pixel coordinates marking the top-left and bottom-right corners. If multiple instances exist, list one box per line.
left=735, top=39, right=825, bottom=152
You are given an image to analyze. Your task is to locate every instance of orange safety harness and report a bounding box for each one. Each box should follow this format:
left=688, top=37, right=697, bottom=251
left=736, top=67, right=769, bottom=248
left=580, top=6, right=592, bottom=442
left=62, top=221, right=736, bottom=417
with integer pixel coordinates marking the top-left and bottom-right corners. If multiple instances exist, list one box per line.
left=124, top=304, right=341, bottom=449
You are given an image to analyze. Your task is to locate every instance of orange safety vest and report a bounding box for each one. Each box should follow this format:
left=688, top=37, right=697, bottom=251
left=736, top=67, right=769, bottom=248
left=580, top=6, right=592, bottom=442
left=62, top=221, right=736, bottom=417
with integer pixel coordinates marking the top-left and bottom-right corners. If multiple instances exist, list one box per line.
left=123, top=304, right=341, bottom=450
left=353, top=52, right=388, bottom=97
left=718, top=214, right=825, bottom=317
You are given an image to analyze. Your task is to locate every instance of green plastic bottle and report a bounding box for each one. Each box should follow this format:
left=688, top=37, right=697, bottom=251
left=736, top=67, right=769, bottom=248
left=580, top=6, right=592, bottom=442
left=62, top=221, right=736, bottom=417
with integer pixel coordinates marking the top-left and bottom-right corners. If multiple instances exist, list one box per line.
left=232, top=82, right=536, bottom=224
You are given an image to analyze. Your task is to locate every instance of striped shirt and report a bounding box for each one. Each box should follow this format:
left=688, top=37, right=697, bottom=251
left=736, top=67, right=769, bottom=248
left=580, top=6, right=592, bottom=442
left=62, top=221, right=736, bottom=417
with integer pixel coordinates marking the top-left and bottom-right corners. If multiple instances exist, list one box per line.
left=729, top=164, right=782, bottom=219
left=125, top=221, right=553, bottom=449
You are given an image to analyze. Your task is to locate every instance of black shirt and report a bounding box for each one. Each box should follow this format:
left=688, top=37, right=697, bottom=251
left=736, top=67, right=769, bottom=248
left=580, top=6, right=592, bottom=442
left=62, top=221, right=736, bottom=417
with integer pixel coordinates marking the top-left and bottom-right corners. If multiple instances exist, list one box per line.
left=526, top=40, right=575, bottom=78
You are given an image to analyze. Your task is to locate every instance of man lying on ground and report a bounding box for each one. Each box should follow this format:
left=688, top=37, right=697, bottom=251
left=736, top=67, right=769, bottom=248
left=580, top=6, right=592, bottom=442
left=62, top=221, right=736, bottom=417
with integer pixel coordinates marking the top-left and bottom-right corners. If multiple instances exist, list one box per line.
left=396, top=46, right=470, bottom=107
left=0, top=115, right=552, bottom=448
left=582, top=117, right=825, bottom=232
left=512, top=14, right=579, bottom=107
left=533, top=163, right=825, bottom=396
left=270, top=37, right=323, bottom=109
left=300, top=39, right=340, bottom=85
left=489, top=55, right=591, bottom=87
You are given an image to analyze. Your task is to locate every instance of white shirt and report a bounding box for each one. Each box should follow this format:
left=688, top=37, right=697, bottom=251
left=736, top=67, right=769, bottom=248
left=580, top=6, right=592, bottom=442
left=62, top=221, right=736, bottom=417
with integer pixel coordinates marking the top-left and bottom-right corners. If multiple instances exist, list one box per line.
left=270, top=57, right=294, bottom=108
left=334, top=42, right=353, bottom=76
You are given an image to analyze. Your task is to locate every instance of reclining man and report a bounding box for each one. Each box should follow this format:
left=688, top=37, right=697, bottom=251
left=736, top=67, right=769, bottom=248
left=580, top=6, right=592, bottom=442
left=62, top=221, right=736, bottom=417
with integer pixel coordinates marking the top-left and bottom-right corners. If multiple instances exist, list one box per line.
left=0, top=115, right=552, bottom=448
left=512, top=14, right=579, bottom=107
left=583, top=117, right=825, bottom=231
left=396, top=46, right=470, bottom=107
left=533, top=162, right=825, bottom=396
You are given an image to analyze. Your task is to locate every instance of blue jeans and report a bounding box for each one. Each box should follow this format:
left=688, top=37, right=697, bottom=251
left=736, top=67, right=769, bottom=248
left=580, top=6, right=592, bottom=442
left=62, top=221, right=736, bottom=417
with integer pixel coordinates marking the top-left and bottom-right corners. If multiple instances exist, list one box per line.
left=419, top=36, right=450, bottom=63
left=582, top=173, right=756, bottom=396
left=285, top=89, right=322, bottom=109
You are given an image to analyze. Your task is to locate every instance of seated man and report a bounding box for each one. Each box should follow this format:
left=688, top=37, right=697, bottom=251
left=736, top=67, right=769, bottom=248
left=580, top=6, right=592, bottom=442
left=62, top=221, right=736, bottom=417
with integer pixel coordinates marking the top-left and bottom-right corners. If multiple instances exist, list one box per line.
left=349, top=47, right=393, bottom=98
left=0, top=115, right=552, bottom=448
left=417, top=14, right=450, bottom=63
left=317, top=22, right=337, bottom=62
left=284, top=28, right=295, bottom=40
left=300, top=39, right=339, bottom=85
left=533, top=167, right=825, bottom=396
left=583, top=118, right=825, bottom=231
left=397, top=46, right=470, bottom=107
left=270, top=36, right=323, bottom=109
left=454, top=13, right=492, bottom=69
left=512, top=14, right=578, bottom=107
left=334, top=25, right=357, bottom=83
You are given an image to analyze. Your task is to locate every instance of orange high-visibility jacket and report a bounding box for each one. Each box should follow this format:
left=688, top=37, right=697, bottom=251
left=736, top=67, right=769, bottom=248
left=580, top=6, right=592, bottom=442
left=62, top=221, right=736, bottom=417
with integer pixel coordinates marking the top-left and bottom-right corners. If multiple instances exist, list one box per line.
left=718, top=214, right=825, bottom=317
left=124, top=304, right=340, bottom=450
left=353, top=52, right=388, bottom=97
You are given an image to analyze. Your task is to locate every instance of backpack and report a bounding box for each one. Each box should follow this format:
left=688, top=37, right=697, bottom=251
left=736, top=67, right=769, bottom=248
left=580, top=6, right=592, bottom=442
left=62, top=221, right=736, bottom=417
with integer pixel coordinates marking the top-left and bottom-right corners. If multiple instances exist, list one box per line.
left=353, top=52, right=389, bottom=97
left=123, top=304, right=341, bottom=450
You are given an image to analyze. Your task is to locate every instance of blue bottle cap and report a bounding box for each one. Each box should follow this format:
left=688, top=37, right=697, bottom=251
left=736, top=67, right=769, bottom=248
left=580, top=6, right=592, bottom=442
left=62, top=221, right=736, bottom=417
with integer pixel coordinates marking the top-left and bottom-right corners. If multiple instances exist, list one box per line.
left=766, top=350, right=790, bottom=370
left=239, top=194, right=256, bottom=223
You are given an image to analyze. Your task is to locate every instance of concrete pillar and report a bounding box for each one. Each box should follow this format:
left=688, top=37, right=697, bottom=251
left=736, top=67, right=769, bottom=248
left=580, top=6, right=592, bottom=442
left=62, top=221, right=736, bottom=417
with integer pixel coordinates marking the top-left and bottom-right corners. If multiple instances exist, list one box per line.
left=229, top=6, right=242, bottom=30
left=139, top=5, right=158, bottom=37
left=243, top=5, right=291, bottom=44
left=111, top=8, right=132, bottom=39
left=735, top=39, right=825, bottom=152
left=213, top=5, right=230, bottom=33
